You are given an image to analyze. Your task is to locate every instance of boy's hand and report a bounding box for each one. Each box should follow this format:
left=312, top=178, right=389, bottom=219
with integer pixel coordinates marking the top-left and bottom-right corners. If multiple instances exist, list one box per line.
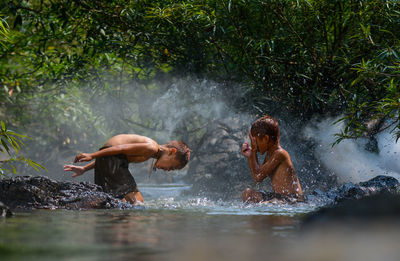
left=241, top=142, right=252, bottom=157
left=63, top=164, right=85, bottom=178
left=249, top=133, right=257, bottom=152
left=74, top=153, right=93, bottom=163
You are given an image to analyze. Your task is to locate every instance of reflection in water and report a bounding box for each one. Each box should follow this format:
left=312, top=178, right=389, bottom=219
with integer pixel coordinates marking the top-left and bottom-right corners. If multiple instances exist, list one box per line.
left=96, top=212, right=162, bottom=247
left=0, top=203, right=303, bottom=261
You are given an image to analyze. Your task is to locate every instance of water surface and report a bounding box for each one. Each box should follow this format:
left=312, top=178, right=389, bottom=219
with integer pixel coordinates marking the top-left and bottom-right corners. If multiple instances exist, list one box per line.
left=1, top=184, right=399, bottom=261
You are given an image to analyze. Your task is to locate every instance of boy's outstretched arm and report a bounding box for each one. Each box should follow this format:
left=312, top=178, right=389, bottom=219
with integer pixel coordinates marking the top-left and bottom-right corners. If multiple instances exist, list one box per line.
left=74, top=143, right=157, bottom=162
left=64, top=161, right=95, bottom=177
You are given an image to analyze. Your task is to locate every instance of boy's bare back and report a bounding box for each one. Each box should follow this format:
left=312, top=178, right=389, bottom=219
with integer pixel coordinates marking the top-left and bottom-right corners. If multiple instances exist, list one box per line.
left=102, top=134, right=159, bottom=163
left=103, top=134, right=155, bottom=146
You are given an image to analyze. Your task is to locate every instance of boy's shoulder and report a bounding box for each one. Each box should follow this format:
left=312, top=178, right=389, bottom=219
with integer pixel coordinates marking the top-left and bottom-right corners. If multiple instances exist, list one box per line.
left=272, top=147, right=291, bottom=161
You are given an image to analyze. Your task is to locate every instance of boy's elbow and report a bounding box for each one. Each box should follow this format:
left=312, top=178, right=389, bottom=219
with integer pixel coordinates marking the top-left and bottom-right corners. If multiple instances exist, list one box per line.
left=253, top=173, right=264, bottom=183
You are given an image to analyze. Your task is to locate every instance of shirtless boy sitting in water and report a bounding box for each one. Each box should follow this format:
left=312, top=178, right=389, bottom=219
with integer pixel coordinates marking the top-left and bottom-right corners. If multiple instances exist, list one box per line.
left=241, top=115, right=303, bottom=203
left=64, top=134, right=190, bottom=204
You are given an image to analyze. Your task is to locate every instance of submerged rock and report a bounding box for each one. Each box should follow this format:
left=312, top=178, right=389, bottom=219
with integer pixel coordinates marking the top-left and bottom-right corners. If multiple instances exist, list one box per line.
left=0, top=176, right=131, bottom=210
left=0, top=201, right=12, bottom=217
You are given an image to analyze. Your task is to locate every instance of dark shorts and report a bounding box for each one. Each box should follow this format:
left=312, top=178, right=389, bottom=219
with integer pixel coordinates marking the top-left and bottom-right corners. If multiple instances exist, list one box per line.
left=94, top=148, right=138, bottom=198
left=259, top=190, right=304, bottom=204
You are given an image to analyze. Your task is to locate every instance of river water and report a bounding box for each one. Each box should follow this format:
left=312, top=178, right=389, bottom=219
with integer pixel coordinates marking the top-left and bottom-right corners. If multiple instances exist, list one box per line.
left=1, top=184, right=400, bottom=261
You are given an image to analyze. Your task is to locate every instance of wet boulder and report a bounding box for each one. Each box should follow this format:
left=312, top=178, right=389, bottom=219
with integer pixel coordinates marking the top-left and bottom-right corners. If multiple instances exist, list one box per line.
left=335, top=175, right=399, bottom=203
left=308, top=175, right=400, bottom=204
left=303, top=176, right=400, bottom=226
left=0, top=175, right=130, bottom=210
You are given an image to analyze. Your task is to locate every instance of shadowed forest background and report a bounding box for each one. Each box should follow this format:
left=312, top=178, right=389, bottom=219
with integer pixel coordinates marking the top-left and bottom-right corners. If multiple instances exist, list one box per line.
left=0, top=0, right=399, bottom=199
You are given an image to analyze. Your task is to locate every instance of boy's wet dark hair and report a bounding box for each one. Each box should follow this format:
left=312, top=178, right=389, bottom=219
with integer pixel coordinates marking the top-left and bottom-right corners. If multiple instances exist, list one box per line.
left=164, top=140, right=190, bottom=168
left=250, top=115, right=280, bottom=142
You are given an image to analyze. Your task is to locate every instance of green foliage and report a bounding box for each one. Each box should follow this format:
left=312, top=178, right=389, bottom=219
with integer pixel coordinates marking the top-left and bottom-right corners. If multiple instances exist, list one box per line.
left=333, top=3, right=400, bottom=143
left=0, top=16, right=10, bottom=47
left=0, top=121, right=45, bottom=176
left=0, top=0, right=399, bottom=172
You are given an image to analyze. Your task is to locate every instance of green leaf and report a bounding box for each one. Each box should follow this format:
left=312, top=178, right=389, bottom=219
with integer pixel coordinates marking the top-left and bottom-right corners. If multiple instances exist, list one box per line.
left=1, top=139, right=10, bottom=154
left=10, top=164, right=16, bottom=174
left=6, top=130, right=28, bottom=138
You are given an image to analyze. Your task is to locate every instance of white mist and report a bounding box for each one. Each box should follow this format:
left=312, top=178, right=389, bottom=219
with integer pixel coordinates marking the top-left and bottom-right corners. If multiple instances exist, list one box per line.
left=304, top=117, right=400, bottom=183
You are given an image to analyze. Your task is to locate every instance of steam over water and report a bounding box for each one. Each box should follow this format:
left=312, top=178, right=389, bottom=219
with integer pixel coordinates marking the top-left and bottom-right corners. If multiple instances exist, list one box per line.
left=149, top=80, right=228, bottom=141
left=304, top=117, right=400, bottom=183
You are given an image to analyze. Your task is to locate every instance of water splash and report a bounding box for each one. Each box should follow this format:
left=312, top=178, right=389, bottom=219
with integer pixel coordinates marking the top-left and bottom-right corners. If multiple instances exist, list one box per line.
left=138, top=183, right=322, bottom=216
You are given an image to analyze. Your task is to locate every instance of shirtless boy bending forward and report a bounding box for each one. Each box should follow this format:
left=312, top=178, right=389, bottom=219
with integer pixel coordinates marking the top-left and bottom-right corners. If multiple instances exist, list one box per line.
left=241, top=115, right=303, bottom=203
left=64, top=134, right=190, bottom=204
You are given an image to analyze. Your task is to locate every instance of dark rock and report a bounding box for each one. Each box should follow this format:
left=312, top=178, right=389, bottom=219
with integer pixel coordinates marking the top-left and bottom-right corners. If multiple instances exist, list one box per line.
left=359, top=175, right=399, bottom=190
left=326, top=175, right=399, bottom=204
left=303, top=175, right=400, bottom=226
left=364, top=136, right=379, bottom=153
left=0, top=201, right=12, bottom=217
left=0, top=176, right=131, bottom=210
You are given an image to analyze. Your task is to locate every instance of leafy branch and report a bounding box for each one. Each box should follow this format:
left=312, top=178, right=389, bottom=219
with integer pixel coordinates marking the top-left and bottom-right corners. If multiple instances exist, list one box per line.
left=0, top=121, right=46, bottom=176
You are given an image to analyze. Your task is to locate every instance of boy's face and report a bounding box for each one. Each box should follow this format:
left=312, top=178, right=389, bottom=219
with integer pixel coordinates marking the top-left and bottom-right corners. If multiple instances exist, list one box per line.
left=154, top=153, right=182, bottom=171
left=255, top=135, right=269, bottom=154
